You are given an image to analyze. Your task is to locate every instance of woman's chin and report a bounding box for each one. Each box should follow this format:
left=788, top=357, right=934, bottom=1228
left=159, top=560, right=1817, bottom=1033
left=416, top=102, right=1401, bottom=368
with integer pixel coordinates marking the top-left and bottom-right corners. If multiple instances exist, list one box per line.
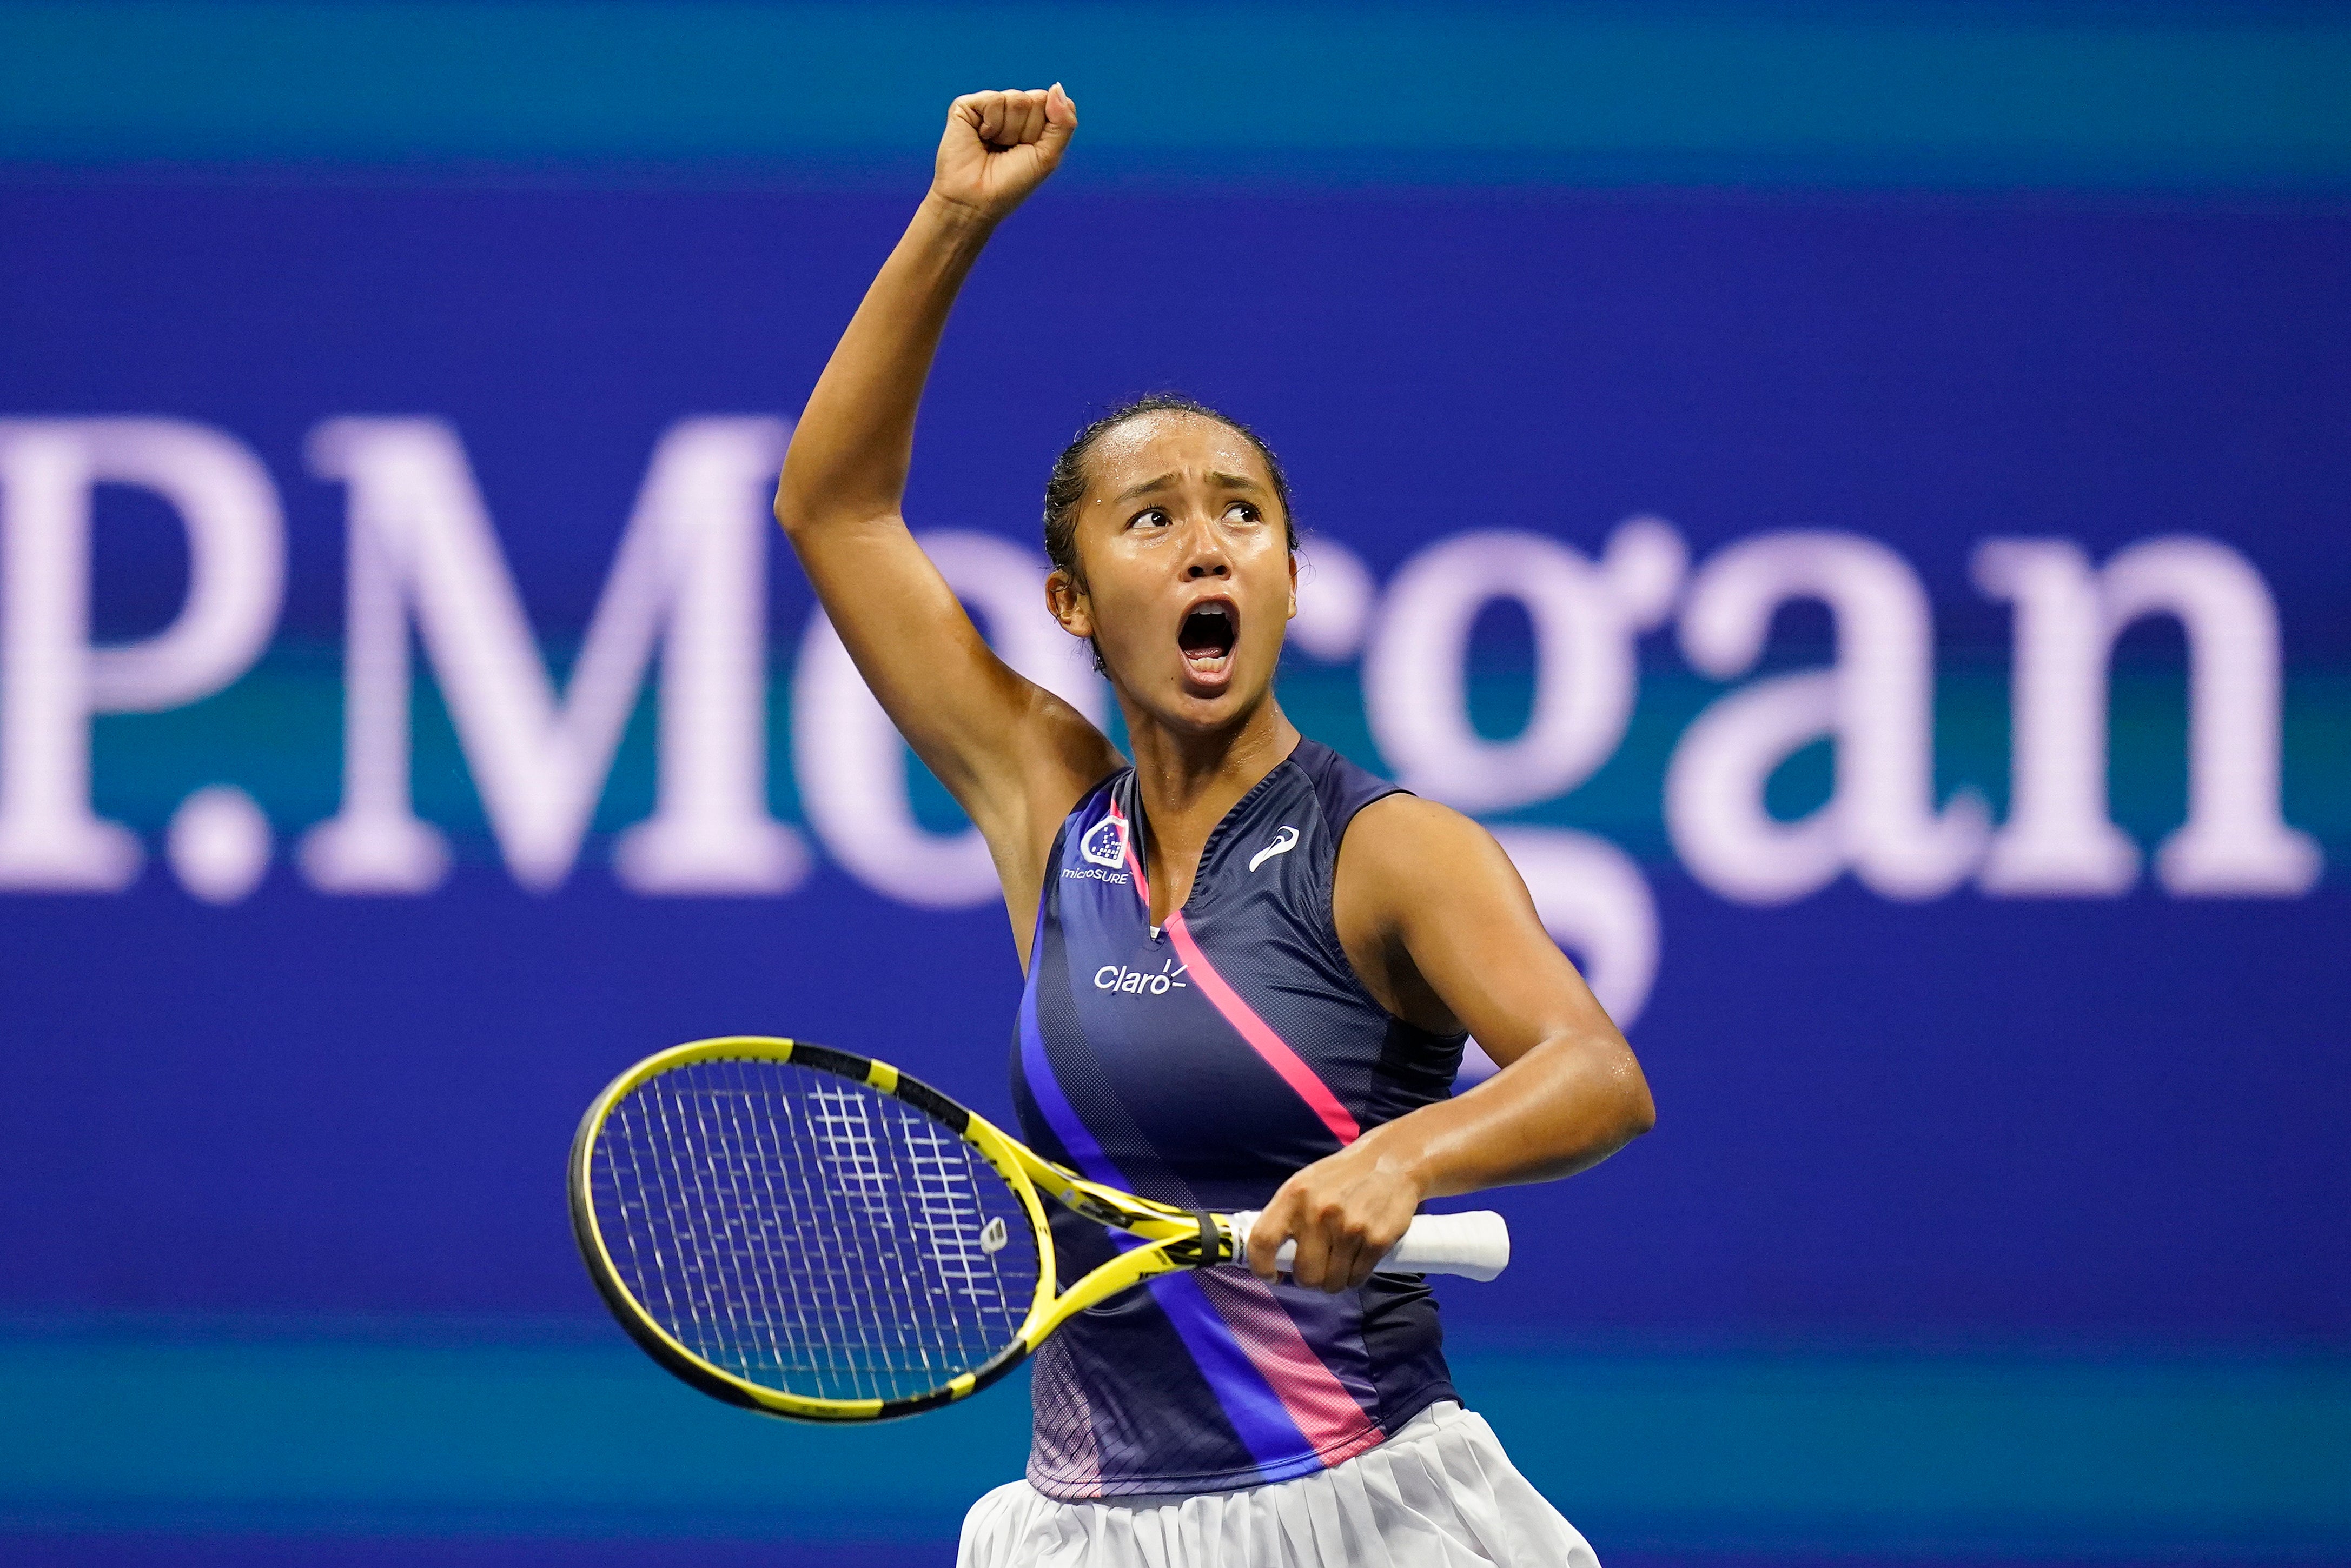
left=1125, top=664, right=1266, bottom=733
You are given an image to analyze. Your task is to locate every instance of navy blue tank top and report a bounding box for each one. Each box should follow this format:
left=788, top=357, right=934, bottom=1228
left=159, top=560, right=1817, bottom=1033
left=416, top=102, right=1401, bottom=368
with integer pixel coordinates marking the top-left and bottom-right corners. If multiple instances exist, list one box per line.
left=1009, top=738, right=1468, bottom=1500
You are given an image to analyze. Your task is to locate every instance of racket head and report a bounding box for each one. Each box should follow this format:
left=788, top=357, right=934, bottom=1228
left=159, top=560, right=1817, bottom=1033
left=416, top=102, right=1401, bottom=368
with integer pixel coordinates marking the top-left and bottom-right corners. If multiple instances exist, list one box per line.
left=568, top=1037, right=1055, bottom=1422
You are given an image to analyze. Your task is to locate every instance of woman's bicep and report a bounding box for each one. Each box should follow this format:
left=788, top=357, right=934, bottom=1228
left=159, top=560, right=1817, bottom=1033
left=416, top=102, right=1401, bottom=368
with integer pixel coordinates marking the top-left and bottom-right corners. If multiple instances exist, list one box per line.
left=787, top=513, right=1120, bottom=839
left=1337, top=799, right=1652, bottom=1195
left=1341, top=799, right=1619, bottom=1067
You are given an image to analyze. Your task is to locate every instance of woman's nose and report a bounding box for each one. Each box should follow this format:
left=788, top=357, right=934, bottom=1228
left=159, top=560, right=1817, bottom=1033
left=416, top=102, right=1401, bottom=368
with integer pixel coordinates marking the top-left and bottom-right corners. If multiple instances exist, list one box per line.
left=1181, top=524, right=1232, bottom=577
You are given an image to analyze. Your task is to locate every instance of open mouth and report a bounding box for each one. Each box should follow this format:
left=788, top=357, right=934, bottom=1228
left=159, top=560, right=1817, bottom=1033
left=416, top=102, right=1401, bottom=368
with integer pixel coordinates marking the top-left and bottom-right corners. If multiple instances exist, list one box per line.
left=1177, top=600, right=1239, bottom=682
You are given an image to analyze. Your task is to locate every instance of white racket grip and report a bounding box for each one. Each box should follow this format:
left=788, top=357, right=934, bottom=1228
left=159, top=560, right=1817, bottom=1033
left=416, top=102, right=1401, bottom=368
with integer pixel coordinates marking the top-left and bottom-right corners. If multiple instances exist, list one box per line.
left=1230, top=1210, right=1510, bottom=1283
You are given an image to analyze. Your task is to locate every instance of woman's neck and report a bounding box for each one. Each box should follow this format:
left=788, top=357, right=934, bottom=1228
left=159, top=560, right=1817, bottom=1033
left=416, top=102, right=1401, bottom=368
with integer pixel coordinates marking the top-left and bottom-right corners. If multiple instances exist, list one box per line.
left=1118, top=695, right=1301, bottom=924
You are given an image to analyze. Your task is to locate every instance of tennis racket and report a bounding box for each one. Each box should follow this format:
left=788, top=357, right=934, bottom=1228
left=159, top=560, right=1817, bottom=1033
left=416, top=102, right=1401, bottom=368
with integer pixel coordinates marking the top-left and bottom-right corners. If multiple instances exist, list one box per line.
left=569, top=1035, right=1510, bottom=1423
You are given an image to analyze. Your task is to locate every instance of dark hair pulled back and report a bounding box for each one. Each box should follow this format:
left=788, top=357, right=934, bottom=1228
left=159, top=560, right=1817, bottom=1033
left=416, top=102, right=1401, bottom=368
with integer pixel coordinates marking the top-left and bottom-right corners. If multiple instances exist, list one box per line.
left=1041, top=393, right=1297, bottom=588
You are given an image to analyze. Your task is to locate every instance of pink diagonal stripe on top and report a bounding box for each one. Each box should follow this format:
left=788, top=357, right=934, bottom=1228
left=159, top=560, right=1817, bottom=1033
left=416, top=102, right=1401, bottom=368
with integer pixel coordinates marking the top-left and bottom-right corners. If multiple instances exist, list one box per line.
left=1164, top=913, right=1361, bottom=1146
left=1109, top=795, right=1360, bottom=1144
left=1101, top=795, right=1379, bottom=1467
left=1107, top=800, right=1150, bottom=907
left=1193, top=1268, right=1384, bottom=1461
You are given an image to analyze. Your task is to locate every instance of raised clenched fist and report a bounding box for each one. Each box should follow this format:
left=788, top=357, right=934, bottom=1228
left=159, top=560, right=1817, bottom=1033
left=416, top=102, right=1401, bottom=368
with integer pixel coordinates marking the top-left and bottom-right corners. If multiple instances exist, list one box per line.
left=932, top=85, right=1077, bottom=223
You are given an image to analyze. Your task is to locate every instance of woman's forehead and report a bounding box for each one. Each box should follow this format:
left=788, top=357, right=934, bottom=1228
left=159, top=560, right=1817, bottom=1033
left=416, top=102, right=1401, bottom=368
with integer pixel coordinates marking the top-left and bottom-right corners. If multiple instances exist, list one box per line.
left=1084, top=411, right=1271, bottom=494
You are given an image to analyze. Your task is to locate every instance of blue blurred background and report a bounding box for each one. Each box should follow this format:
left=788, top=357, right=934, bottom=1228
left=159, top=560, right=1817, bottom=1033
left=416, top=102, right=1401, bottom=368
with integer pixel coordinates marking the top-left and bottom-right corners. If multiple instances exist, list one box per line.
left=2, top=3, right=2347, bottom=1564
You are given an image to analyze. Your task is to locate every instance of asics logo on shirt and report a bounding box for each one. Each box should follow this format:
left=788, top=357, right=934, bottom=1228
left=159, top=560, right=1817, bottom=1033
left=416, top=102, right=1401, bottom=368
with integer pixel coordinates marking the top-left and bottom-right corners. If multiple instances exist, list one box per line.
left=1080, top=816, right=1128, bottom=868
left=1095, top=960, right=1188, bottom=996
left=1248, top=825, right=1301, bottom=872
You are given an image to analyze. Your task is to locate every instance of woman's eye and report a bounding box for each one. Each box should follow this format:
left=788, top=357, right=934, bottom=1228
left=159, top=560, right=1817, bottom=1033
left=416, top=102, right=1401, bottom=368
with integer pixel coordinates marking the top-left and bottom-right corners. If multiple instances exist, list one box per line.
left=1129, top=508, right=1170, bottom=529
left=1224, top=502, right=1260, bottom=523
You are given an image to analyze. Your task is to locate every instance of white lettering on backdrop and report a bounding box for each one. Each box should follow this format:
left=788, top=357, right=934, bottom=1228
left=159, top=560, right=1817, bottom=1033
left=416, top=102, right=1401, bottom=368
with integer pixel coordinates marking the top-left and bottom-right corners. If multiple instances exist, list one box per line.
left=1361, top=517, right=1685, bottom=1026
left=300, top=416, right=804, bottom=895
left=1972, top=536, right=2320, bottom=897
left=1667, top=531, right=1992, bottom=905
left=0, top=419, right=284, bottom=891
left=0, top=414, right=2321, bottom=993
left=1290, top=536, right=1376, bottom=661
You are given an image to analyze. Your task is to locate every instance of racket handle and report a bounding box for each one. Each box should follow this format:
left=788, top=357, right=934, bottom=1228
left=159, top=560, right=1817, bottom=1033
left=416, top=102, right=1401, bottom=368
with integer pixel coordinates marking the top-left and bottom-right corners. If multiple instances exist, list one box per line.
left=1230, top=1210, right=1511, bottom=1283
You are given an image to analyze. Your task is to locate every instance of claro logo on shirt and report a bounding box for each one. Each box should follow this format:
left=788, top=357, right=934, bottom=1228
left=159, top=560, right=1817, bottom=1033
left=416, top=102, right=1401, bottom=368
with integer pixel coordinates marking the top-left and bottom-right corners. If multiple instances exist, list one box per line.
left=1095, top=960, right=1188, bottom=996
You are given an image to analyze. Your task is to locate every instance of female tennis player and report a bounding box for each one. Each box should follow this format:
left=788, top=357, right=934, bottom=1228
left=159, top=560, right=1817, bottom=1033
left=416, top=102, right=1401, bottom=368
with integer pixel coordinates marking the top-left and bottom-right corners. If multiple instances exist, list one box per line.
left=776, top=84, right=1655, bottom=1566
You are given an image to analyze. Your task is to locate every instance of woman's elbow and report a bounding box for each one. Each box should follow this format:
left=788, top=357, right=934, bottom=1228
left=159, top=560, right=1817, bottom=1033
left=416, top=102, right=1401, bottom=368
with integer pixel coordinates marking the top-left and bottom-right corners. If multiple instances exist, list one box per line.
left=1614, top=1053, right=1658, bottom=1141
left=772, top=451, right=839, bottom=539
left=772, top=475, right=813, bottom=539
left=1624, top=1079, right=1658, bottom=1140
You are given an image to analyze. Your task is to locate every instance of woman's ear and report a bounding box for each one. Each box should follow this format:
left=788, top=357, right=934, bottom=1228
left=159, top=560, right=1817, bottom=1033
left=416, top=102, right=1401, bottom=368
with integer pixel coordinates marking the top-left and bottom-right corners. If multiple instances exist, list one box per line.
left=1286, top=550, right=1300, bottom=621
left=1046, top=569, right=1095, bottom=640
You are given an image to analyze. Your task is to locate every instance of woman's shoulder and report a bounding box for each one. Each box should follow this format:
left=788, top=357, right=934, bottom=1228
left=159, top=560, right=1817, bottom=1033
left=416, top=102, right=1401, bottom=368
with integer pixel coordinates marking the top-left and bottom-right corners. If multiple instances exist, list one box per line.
left=1284, top=738, right=1405, bottom=839
left=1316, top=762, right=1506, bottom=895
left=1283, top=742, right=1506, bottom=912
left=1287, top=741, right=1487, bottom=847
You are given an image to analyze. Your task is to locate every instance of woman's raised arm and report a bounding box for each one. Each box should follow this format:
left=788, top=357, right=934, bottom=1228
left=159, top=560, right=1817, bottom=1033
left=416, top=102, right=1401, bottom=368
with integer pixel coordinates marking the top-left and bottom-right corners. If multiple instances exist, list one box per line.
left=774, top=86, right=1120, bottom=928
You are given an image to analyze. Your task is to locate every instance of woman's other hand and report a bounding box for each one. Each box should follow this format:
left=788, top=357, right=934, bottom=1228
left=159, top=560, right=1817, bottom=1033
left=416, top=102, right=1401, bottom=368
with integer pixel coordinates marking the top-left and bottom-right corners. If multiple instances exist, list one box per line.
left=933, top=85, right=1077, bottom=224
left=1245, top=1135, right=1429, bottom=1293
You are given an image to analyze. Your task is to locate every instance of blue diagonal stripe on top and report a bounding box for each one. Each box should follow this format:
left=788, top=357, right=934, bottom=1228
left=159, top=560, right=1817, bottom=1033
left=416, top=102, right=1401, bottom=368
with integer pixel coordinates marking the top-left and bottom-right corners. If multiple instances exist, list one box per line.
left=1016, top=926, right=1315, bottom=1472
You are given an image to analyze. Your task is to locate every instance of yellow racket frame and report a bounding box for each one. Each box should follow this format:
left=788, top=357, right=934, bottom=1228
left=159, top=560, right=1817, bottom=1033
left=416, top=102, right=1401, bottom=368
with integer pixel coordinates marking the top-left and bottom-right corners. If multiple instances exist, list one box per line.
left=569, top=1036, right=1239, bottom=1423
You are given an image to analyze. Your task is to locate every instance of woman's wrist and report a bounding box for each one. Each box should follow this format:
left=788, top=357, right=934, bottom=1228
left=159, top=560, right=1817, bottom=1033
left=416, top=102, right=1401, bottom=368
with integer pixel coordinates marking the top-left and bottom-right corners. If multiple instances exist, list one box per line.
left=917, top=186, right=1006, bottom=241
left=1358, top=1118, right=1443, bottom=1206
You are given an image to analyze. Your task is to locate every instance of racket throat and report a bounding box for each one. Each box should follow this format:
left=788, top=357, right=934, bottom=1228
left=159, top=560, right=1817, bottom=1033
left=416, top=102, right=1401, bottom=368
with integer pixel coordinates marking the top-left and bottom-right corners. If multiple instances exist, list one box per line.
left=1169, top=1207, right=1230, bottom=1270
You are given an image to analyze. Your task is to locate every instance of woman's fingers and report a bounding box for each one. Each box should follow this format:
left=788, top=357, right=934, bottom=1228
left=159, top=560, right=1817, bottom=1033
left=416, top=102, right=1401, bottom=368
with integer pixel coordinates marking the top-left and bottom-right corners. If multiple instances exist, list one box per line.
left=1247, top=1152, right=1423, bottom=1292
left=1036, top=84, right=1076, bottom=164
left=1250, top=1192, right=1353, bottom=1292
left=1246, top=1196, right=1295, bottom=1281
left=955, top=88, right=1057, bottom=148
left=1307, top=1206, right=1380, bottom=1292
left=935, top=87, right=1076, bottom=220
left=979, top=91, right=1018, bottom=145
left=1287, top=1200, right=1333, bottom=1290
left=1003, top=92, right=1046, bottom=148
left=1292, top=1229, right=1337, bottom=1290
left=949, top=91, right=1005, bottom=147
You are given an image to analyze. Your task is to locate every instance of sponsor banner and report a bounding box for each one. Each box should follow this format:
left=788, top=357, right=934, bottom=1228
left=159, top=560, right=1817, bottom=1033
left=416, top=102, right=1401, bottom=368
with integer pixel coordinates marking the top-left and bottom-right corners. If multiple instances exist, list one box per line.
left=0, top=183, right=2343, bottom=1347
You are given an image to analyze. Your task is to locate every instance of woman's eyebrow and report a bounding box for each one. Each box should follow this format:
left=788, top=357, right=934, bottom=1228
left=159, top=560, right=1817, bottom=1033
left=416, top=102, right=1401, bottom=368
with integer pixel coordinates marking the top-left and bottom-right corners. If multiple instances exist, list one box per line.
left=1111, top=470, right=1264, bottom=502
left=1114, top=473, right=1177, bottom=502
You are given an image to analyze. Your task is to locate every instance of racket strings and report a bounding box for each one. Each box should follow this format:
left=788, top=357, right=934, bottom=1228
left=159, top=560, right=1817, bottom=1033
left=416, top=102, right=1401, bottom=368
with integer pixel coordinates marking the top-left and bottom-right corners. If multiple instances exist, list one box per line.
left=591, top=1058, right=1039, bottom=1404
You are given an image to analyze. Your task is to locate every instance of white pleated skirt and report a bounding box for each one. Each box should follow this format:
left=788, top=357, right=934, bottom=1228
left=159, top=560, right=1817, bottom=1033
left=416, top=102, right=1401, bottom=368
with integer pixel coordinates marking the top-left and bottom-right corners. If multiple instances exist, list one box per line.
left=956, top=1401, right=1599, bottom=1568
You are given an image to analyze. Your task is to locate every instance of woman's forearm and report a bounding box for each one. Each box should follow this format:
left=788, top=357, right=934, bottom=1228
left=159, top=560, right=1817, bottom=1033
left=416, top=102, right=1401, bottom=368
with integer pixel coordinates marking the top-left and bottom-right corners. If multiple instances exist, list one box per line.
left=774, top=194, right=996, bottom=534
left=1242, top=1029, right=1652, bottom=1291
left=1370, top=1032, right=1655, bottom=1200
